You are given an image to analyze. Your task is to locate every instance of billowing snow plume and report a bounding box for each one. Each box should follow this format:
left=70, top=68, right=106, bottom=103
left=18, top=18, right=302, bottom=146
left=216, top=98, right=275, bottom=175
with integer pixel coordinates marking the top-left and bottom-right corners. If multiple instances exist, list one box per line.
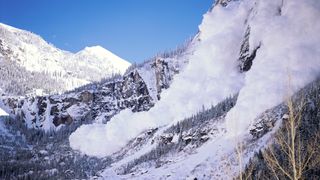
left=226, top=0, right=320, bottom=136
left=70, top=0, right=320, bottom=157
left=70, top=1, right=250, bottom=157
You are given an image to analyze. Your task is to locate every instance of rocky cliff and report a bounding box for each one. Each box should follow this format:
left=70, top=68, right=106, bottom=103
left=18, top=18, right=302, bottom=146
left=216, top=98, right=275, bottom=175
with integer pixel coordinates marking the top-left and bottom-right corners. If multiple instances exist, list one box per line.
left=0, top=54, right=189, bottom=130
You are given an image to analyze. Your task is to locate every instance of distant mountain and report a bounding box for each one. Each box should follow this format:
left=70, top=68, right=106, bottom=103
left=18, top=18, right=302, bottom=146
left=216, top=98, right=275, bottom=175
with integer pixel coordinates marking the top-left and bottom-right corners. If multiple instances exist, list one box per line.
left=0, top=23, right=130, bottom=95
left=75, top=46, right=130, bottom=75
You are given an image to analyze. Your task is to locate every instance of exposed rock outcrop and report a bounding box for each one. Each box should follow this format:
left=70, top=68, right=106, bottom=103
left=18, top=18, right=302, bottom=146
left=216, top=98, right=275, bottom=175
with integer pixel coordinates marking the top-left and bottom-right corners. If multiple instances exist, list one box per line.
left=0, top=55, right=187, bottom=129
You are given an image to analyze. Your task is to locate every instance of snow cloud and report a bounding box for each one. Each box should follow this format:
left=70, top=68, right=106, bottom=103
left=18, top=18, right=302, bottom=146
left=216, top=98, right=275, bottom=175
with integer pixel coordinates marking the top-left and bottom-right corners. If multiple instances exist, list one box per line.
left=226, top=0, right=320, bottom=136
left=70, top=1, right=249, bottom=157
left=69, top=0, right=320, bottom=157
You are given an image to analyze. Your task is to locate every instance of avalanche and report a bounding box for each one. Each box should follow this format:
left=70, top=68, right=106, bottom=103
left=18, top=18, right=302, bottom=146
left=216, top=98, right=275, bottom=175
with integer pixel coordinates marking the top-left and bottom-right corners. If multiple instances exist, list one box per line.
left=226, top=0, right=320, bottom=136
left=69, top=1, right=248, bottom=157
left=69, top=0, right=320, bottom=159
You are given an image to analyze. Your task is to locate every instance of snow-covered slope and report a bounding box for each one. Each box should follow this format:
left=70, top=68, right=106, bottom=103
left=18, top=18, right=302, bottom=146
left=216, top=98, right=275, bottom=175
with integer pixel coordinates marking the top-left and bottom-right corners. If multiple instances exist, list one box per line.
left=95, top=78, right=320, bottom=179
left=0, top=47, right=189, bottom=131
left=0, top=108, right=8, bottom=116
left=68, top=0, right=320, bottom=178
left=0, top=23, right=130, bottom=95
left=75, top=46, right=130, bottom=75
left=1, top=0, right=319, bottom=179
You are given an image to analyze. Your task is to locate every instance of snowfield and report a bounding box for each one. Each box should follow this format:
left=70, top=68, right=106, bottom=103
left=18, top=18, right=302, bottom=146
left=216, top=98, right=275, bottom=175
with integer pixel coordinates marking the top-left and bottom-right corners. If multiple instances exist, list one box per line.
left=68, top=0, right=320, bottom=178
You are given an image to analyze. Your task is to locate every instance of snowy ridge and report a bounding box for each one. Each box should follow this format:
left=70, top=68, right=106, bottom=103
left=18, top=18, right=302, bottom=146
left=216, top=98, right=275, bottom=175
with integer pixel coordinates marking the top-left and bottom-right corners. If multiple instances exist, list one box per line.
left=0, top=23, right=131, bottom=94
left=68, top=0, right=320, bottom=178
left=74, top=46, right=130, bottom=75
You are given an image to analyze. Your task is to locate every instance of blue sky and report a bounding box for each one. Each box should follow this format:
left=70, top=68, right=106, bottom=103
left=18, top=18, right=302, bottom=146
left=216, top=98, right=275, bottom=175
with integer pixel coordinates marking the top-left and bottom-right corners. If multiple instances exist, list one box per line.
left=0, top=0, right=213, bottom=63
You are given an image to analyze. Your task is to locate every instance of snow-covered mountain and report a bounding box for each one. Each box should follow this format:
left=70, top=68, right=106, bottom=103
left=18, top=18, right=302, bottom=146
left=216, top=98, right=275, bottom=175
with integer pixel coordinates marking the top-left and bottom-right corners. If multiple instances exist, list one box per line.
left=68, top=0, right=320, bottom=178
left=0, top=45, right=190, bottom=130
left=75, top=46, right=130, bottom=75
left=0, top=39, right=191, bottom=179
left=0, top=23, right=130, bottom=95
left=0, top=0, right=320, bottom=179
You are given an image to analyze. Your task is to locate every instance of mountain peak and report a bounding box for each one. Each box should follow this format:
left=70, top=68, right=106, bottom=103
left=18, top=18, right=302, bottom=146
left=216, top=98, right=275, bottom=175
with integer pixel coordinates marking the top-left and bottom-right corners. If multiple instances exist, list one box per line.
left=0, top=23, right=131, bottom=94
left=0, top=23, right=19, bottom=32
left=82, top=45, right=114, bottom=58
left=78, top=46, right=131, bottom=73
left=84, top=45, right=107, bottom=52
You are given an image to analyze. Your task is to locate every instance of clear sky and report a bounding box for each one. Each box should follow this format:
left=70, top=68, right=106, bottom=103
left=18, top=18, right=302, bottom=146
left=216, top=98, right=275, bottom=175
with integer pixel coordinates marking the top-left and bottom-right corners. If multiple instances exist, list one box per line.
left=0, top=0, right=213, bottom=63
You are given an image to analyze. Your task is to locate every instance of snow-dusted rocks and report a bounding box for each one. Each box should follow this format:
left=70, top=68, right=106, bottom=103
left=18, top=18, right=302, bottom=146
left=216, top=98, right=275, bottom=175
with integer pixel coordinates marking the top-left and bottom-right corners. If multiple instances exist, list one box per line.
left=0, top=54, right=186, bottom=130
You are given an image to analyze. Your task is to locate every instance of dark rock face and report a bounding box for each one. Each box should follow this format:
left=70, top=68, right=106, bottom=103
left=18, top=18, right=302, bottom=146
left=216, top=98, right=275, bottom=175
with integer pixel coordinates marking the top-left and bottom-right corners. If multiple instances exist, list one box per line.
left=249, top=104, right=287, bottom=139
left=37, top=97, right=47, bottom=115
left=91, top=70, right=154, bottom=122
left=79, top=91, right=93, bottom=104
left=238, top=27, right=261, bottom=72
left=53, top=114, right=73, bottom=126
left=0, top=57, right=183, bottom=129
left=215, top=0, right=234, bottom=7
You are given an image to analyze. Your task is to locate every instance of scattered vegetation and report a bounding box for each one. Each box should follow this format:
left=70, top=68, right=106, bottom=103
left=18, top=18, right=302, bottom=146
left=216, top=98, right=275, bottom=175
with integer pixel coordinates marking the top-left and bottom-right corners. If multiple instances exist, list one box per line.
left=241, top=78, right=320, bottom=179
left=126, top=36, right=193, bottom=73
left=120, top=95, right=237, bottom=174
left=65, top=73, right=122, bottom=94
left=0, top=57, right=65, bottom=96
left=0, top=114, right=111, bottom=179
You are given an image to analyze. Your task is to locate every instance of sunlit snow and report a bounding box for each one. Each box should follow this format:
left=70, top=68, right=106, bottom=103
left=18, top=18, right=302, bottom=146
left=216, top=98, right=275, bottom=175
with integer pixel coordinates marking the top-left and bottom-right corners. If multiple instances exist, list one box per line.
left=0, top=108, right=8, bottom=116
left=70, top=0, right=320, bottom=158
